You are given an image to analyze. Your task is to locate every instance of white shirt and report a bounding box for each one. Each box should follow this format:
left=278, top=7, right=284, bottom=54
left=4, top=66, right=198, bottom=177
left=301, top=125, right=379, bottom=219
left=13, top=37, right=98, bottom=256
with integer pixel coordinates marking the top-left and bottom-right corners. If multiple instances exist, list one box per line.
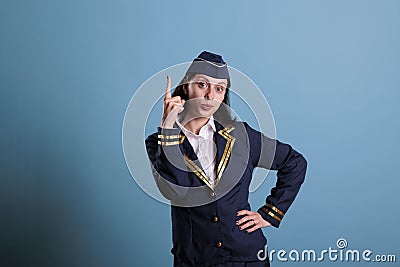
left=176, top=116, right=217, bottom=187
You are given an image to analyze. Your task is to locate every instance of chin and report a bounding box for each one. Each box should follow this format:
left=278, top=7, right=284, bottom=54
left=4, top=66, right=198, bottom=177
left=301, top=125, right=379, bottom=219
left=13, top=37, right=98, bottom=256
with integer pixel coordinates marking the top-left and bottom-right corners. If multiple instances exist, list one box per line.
left=193, top=109, right=215, bottom=119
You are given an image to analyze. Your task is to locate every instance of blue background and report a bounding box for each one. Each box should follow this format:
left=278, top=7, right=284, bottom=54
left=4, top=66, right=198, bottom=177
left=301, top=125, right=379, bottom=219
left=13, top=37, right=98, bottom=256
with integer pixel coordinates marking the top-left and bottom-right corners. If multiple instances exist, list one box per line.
left=1, top=0, right=399, bottom=266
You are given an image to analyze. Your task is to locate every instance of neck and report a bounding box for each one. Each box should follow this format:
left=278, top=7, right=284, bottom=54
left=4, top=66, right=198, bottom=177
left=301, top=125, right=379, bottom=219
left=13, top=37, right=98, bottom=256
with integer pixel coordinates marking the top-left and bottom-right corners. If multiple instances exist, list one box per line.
left=181, top=115, right=210, bottom=135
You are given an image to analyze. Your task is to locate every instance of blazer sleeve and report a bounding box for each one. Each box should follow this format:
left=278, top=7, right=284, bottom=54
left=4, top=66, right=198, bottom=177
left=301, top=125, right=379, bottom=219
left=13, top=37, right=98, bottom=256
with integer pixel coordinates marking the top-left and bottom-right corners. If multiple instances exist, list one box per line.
left=244, top=122, right=307, bottom=228
left=145, top=127, right=191, bottom=200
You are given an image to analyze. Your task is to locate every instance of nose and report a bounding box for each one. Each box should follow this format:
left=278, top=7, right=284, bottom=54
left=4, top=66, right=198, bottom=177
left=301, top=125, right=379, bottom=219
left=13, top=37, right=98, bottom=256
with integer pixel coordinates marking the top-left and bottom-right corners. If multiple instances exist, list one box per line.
left=204, top=86, right=214, bottom=100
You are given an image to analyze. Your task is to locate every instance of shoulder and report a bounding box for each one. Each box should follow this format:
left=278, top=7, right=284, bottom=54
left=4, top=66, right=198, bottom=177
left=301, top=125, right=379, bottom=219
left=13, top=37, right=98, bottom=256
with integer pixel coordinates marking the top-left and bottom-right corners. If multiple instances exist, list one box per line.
left=220, top=121, right=267, bottom=150
left=145, top=131, right=158, bottom=147
left=230, top=120, right=262, bottom=138
left=145, top=131, right=158, bottom=141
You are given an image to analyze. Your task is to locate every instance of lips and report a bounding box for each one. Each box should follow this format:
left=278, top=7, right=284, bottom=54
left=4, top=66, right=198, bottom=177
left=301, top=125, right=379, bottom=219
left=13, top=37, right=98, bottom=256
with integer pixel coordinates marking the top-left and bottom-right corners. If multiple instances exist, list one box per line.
left=200, top=103, right=214, bottom=111
left=201, top=104, right=213, bottom=108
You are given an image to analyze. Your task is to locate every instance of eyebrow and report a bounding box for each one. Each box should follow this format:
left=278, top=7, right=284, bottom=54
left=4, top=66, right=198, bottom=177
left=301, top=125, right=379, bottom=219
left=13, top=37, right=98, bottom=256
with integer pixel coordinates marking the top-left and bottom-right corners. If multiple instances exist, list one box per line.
left=197, top=75, right=227, bottom=86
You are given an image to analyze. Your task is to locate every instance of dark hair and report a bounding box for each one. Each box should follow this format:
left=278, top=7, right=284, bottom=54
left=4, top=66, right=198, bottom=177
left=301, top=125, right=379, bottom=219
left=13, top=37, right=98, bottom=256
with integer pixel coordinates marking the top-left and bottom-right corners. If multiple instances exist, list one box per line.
left=172, top=72, right=236, bottom=127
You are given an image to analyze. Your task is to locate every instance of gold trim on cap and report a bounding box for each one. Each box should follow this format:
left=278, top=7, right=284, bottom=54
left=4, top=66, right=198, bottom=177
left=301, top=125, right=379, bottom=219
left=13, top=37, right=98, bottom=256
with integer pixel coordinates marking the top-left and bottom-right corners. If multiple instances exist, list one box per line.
left=195, top=57, right=227, bottom=67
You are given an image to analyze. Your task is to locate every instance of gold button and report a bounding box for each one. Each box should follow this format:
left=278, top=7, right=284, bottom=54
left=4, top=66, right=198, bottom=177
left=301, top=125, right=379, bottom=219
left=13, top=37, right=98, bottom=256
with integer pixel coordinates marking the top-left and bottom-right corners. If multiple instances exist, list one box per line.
left=216, top=241, right=223, bottom=248
left=212, top=216, right=219, bottom=222
left=210, top=192, right=215, bottom=197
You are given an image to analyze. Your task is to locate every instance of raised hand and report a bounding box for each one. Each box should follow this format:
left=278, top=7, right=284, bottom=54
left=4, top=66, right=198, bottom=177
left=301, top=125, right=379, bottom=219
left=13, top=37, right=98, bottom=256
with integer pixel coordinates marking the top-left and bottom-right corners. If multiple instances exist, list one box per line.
left=161, top=76, right=185, bottom=128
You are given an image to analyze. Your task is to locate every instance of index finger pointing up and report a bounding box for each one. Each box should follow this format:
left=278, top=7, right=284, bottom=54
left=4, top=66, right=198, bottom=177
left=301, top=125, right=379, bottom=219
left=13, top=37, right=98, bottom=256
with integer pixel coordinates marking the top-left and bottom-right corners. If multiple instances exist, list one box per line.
left=165, top=75, right=172, bottom=99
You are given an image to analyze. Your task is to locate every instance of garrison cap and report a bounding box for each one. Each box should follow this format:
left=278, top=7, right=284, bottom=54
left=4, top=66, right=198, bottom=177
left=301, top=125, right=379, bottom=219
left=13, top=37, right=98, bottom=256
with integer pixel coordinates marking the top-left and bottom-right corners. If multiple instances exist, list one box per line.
left=186, top=51, right=230, bottom=80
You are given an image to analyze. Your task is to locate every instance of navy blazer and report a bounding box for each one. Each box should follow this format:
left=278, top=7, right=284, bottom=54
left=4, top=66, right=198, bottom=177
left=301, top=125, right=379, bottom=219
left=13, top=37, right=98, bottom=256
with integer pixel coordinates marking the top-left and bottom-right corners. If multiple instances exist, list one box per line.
left=145, top=120, right=307, bottom=266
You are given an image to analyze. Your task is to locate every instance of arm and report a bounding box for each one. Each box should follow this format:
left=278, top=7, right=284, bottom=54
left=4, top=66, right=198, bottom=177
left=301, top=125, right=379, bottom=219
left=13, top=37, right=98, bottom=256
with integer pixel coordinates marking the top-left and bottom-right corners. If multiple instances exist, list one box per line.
left=144, top=75, right=191, bottom=201
left=247, top=122, right=308, bottom=228
left=237, top=123, right=307, bottom=233
left=145, top=127, right=191, bottom=201
left=252, top=125, right=307, bottom=227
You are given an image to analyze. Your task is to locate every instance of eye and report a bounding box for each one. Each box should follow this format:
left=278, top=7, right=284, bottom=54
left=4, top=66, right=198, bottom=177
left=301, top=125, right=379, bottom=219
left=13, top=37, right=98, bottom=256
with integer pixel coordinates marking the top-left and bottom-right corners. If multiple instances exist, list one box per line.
left=197, top=81, right=208, bottom=89
left=216, top=86, right=226, bottom=92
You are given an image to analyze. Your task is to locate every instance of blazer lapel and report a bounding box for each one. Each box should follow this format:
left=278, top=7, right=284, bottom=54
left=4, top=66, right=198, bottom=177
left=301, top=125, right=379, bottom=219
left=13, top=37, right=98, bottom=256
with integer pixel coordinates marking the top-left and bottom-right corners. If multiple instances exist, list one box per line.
left=175, top=121, right=236, bottom=190
left=175, top=122, right=214, bottom=189
left=214, top=121, right=236, bottom=188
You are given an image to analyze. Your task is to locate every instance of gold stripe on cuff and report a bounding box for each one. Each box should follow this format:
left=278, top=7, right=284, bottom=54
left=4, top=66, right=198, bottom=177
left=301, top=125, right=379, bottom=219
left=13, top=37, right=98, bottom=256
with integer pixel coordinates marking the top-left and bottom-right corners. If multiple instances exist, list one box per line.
left=268, top=211, right=282, bottom=222
left=158, top=134, right=183, bottom=140
left=266, top=204, right=285, bottom=217
left=261, top=206, right=282, bottom=222
left=157, top=135, right=185, bottom=146
left=158, top=140, right=180, bottom=146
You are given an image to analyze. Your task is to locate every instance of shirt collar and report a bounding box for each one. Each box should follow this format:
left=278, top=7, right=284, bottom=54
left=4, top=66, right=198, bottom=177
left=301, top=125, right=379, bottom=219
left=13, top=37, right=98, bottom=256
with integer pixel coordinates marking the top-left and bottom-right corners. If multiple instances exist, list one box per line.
left=176, top=115, right=216, bottom=137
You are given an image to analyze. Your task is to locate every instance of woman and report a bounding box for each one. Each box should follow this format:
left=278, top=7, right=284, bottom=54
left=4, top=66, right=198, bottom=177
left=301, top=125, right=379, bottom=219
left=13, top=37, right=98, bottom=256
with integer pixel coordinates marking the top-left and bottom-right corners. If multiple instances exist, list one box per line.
left=145, top=51, right=307, bottom=267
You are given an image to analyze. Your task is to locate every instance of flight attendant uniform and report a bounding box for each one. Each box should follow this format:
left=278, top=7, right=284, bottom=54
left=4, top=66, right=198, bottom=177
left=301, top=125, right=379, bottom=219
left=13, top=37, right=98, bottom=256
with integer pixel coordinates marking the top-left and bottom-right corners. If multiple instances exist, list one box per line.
left=145, top=51, right=307, bottom=267
left=145, top=120, right=307, bottom=267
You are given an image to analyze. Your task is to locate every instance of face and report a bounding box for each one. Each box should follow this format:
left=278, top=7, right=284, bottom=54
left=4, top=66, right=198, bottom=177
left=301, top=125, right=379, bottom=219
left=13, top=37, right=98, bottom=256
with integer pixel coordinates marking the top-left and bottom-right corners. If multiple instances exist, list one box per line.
left=185, top=74, right=228, bottom=118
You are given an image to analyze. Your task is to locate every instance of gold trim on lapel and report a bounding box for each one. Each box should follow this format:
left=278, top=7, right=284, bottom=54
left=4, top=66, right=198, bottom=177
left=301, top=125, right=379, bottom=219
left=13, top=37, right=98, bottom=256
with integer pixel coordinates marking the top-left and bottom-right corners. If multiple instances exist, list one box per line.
left=215, top=127, right=236, bottom=187
left=183, top=154, right=213, bottom=189
left=182, top=126, right=236, bottom=191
